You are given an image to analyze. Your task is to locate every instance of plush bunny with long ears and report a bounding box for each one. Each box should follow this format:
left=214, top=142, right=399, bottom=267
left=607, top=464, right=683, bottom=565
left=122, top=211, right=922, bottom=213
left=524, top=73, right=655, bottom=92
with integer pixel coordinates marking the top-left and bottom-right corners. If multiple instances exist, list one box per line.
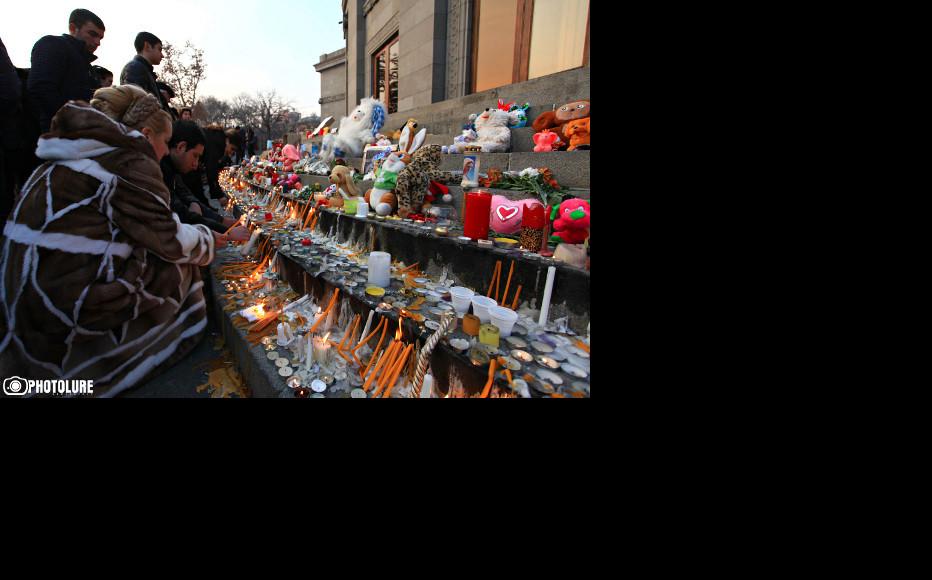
left=365, top=125, right=427, bottom=216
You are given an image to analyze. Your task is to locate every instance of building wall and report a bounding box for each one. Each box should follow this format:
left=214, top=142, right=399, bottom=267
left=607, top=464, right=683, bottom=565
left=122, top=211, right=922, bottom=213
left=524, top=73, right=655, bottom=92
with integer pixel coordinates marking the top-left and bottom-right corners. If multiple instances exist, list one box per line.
left=316, top=48, right=348, bottom=121
left=336, top=0, right=589, bottom=125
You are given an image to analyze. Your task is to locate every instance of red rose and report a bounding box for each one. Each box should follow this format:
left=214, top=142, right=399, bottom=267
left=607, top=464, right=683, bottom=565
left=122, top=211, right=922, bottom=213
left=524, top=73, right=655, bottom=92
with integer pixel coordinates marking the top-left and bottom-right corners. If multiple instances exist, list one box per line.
left=301, top=238, right=311, bottom=246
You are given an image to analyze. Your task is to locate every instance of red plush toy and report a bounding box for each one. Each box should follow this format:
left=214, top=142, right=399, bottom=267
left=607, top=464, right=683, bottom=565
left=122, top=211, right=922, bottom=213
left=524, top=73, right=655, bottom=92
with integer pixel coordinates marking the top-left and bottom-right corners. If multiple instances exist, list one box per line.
left=551, top=198, right=590, bottom=245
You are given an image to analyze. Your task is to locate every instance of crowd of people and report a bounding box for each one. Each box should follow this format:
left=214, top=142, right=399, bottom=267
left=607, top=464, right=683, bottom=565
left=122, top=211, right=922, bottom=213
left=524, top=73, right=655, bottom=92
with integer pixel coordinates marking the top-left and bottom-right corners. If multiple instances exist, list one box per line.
left=0, top=8, right=261, bottom=396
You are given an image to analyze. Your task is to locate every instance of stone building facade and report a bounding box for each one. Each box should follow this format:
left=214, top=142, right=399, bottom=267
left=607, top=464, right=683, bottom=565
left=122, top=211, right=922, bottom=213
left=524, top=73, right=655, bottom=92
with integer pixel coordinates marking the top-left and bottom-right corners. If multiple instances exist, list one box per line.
left=316, top=0, right=590, bottom=135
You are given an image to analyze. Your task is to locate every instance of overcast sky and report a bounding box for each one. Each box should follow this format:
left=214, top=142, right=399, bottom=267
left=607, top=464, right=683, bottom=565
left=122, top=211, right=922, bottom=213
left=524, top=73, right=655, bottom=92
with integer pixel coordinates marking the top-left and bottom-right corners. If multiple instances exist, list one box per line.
left=1, top=0, right=345, bottom=117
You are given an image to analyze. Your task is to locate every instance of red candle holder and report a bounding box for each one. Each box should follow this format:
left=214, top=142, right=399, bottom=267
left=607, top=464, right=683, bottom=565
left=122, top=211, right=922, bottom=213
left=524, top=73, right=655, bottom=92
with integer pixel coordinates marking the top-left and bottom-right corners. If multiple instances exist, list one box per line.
left=463, top=189, right=493, bottom=241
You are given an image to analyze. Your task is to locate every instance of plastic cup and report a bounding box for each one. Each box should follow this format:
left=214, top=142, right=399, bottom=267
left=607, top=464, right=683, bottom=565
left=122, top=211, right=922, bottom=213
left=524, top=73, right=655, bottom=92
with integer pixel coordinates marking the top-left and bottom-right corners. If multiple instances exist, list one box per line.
left=450, top=287, right=475, bottom=317
left=470, top=295, right=497, bottom=323
left=356, top=201, right=369, bottom=217
left=488, top=305, right=519, bottom=337
left=343, top=198, right=358, bottom=215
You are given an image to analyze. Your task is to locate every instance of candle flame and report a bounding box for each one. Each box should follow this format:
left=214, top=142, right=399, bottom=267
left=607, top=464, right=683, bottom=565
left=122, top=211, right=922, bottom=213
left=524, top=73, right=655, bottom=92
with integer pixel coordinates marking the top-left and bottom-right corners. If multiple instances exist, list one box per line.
left=322, top=332, right=331, bottom=342
left=395, top=319, right=403, bottom=340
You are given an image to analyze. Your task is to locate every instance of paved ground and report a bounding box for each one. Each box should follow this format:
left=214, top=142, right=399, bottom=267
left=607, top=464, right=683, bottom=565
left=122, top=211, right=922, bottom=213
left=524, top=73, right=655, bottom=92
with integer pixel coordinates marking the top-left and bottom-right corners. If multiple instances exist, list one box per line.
left=118, top=330, right=225, bottom=398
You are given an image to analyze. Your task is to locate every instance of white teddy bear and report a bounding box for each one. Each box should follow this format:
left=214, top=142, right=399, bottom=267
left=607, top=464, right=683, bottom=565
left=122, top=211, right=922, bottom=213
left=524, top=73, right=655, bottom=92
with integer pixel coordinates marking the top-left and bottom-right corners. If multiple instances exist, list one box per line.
left=472, top=108, right=522, bottom=153
left=321, top=97, right=387, bottom=162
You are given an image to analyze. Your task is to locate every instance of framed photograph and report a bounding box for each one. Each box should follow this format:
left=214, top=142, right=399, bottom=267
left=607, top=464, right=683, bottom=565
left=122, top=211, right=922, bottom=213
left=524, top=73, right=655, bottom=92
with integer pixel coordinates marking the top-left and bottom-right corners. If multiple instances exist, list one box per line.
left=361, top=145, right=395, bottom=175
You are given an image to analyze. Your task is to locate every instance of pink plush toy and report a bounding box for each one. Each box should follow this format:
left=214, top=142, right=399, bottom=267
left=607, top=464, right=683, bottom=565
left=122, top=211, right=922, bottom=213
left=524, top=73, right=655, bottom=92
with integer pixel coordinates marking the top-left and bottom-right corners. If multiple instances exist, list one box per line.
left=281, top=144, right=301, bottom=171
left=490, top=195, right=545, bottom=235
left=551, top=198, right=590, bottom=244
left=533, top=130, right=560, bottom=152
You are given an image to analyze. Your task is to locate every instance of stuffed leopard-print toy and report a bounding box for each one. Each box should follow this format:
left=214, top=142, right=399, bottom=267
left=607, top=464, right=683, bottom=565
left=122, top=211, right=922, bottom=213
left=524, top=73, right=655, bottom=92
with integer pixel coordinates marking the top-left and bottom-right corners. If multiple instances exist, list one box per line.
left=394, top=144, right=452, bottom=218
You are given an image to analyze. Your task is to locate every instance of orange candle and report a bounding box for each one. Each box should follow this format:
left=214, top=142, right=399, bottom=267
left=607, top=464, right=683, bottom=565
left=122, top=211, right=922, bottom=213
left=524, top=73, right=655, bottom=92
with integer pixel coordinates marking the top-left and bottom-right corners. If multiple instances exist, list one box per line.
left=480, top=359, right=499, bottom=398
left=382, top=344, right=413, bottom=398
left=363, top=341, right=396, bottom=392
left=501, top=261, right=515, bottom=305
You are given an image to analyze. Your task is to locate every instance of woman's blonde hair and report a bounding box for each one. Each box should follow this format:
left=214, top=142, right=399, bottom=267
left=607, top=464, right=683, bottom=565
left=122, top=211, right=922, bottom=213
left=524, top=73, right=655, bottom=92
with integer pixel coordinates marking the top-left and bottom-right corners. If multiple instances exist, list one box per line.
left=90, top=84, right=172, bottom=136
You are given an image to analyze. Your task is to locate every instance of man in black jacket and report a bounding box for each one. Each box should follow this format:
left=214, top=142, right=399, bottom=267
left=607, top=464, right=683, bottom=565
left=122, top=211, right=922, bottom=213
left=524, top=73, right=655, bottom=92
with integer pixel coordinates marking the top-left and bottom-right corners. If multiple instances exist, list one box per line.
left=1, top=37, right=22, bottom=222
left=120, top=32, right=170, bottom=113
left=27, top=8, right=105, bottom=134
left=161, top=121, right=249, bottom=240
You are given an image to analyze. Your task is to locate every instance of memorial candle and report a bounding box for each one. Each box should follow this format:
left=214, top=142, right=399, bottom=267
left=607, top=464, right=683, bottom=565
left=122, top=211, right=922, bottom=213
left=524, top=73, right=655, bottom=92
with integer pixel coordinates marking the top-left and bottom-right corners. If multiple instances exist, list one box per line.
left=463, top=189, right=492, bottom=241
left=368, top=251, right=391, bottom=288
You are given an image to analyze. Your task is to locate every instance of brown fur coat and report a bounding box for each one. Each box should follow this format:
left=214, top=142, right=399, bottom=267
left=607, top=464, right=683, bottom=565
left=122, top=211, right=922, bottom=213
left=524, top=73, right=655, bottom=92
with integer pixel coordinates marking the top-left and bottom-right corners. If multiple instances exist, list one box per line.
left=0, top=102, right=216, bottom=396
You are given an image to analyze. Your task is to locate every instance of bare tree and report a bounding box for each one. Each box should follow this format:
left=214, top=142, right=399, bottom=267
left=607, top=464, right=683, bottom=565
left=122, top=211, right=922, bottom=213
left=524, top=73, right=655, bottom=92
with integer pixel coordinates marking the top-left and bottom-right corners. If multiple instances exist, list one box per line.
left=253, top=90, right=294, bottom=144
left=229, top=93, right=260, bottom=129
left=160, top=41, right=207, bottom=109
left=195, top=95, right=231, bottom=126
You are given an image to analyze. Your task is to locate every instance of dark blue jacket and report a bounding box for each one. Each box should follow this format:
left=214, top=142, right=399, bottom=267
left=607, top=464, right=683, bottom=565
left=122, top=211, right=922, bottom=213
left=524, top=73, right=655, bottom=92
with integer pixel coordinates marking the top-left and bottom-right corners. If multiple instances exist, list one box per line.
left=120, top=55, right=169, bottom=112
left=27, top=34, right=99, bottom=134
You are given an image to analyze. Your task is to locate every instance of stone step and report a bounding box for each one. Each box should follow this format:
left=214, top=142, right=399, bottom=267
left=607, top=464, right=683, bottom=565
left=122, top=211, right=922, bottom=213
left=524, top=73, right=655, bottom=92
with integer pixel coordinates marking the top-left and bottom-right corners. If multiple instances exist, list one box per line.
left=291, top=150, right=589, bottom=189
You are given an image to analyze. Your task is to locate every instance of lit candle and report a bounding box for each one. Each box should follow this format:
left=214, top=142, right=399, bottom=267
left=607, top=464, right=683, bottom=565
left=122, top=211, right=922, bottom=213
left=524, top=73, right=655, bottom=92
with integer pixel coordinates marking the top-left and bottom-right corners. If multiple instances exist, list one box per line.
left=463, top=189, right=492, bottom=241
left=359, top=311, right=374, bottom=348
left=313, top=333, right=332, bottom=365
left=537, top=266, right=556, bottom=327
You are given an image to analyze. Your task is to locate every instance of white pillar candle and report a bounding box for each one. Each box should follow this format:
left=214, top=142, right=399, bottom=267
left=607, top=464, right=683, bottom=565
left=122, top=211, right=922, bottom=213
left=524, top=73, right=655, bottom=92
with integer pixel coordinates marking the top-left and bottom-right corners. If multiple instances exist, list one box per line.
left=420, top=374, right=434, bottom=398
left=240, top=229, right=261, bottom=256
left=304, top=335, right=314, bottom=370
left=538, top=266, right=557, bottom=327
left=367, top=251, right=391, bottom=288
left=312, top=335, right=332, bottom=365
left=356, top=201, right=369, bottom=217
left=276, top=322, right=290, bottom=345
left=359, top=310, right=374, bottom=348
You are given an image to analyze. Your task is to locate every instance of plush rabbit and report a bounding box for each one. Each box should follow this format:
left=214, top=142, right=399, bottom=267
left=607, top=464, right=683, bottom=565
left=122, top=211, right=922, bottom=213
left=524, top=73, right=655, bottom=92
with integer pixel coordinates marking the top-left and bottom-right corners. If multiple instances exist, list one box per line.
left=365, top=125, right=427, bottom=216
left=473, top=108, right=521, bottom=153
left=394, top=144, right=453, bottom=218
left=320, top=97, right=387, bottom=162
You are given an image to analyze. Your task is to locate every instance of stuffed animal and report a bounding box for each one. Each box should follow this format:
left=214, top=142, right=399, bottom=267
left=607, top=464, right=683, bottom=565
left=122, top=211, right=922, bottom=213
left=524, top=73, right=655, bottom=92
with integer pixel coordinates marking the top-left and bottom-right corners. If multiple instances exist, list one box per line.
left=328, top=165, right=359, bottom=210
left=533, top=130, right=560, bottom=152
left=423, top=180, right=454, bottom=217
left=551, top=198, right=590, bottom=245
left=532, top=100, right=590, bottom=151
left=365, top=125, right=427, bottom=216
left=564, top=118, right=590, bottom=151
left=498, top=100, right=531, bottom=128
left=473, top=108, right=522, bottom=153
left=281, top=144, right=300, bottom=171
left=391, top=118, right=418, bottom=141
left=321, top=97, right=387, bottom=162
left=394, top=144, right=452, bottom=218
left=489, top=196, right=545, bottom=235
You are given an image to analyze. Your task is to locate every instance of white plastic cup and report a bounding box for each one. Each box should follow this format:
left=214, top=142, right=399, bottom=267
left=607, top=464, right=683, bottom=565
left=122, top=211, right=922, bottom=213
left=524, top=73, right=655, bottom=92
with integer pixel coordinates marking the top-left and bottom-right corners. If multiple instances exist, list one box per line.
left=488, top=305, right=519, bottom=337
left=356, top=201, right=369, bottom=217
left=450, top=287, right=475, bottom=317
left=470, top=295, right=497, bottom=324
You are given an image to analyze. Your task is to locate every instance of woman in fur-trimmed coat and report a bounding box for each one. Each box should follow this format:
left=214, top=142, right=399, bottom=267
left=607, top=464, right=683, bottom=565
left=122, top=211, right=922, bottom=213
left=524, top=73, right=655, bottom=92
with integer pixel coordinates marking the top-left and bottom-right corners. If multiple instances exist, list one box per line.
left=0, top=85, right=224, bottom=397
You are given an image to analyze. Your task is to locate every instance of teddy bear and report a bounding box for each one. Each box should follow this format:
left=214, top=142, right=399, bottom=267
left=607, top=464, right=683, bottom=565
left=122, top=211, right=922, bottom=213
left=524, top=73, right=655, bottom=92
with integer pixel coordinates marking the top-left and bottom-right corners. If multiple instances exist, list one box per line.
left=320, top=97, right=387, bottom=162
left=532, top=100, right=590, bottom=151
left=564, top=118, right=590, bottom=151
left=551, top=198, right=590, bottom=245
left=533, top=130, right=560, bottom=152
left=472, top=108, right=522, bottom=153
